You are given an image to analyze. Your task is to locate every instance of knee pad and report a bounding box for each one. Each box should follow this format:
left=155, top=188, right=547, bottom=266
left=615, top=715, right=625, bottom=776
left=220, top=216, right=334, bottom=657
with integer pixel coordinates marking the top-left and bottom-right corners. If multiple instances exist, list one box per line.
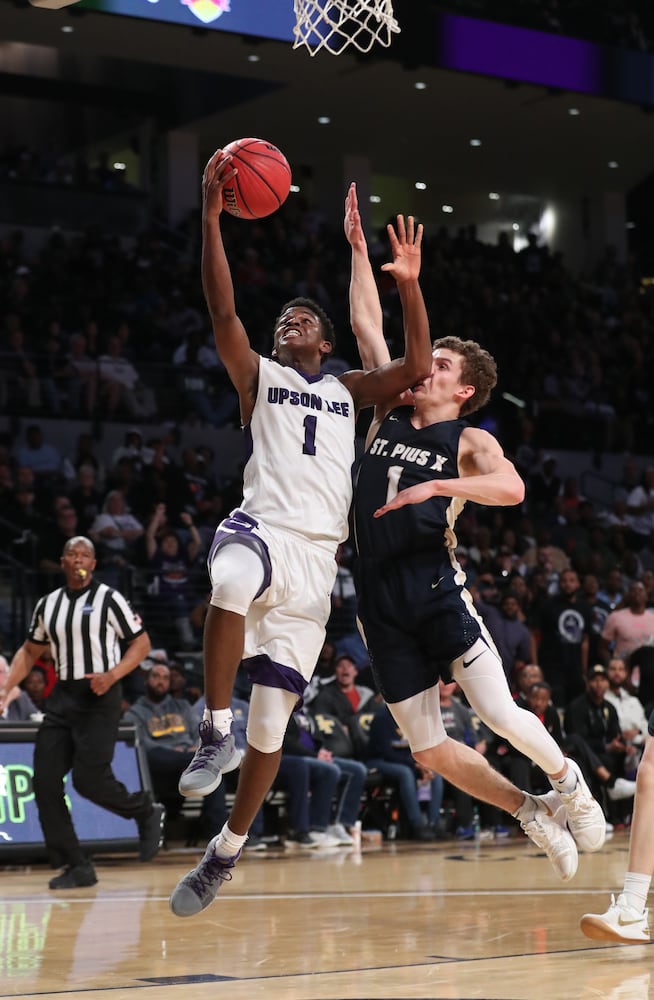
left=388, top=687, right=447, bottom=754
left=209, top=540, right=266, bottom=615
left=246, top=684, right=298, bottom=753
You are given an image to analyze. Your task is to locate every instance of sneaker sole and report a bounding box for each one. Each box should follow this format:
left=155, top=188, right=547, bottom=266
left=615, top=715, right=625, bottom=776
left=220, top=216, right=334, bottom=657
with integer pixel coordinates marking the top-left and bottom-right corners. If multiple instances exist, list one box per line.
left=566, top=802, right=606, bottom=853
left=580, top=914, right=649, bottom=943
left=140, top=805, right=166, bottom=861
left=572, top=830, right=606, bottom=853
left=178, top=771, right=224, bottom=798
left=178, top=750, right=244, bottom=798
left=222, top=749, right=244, bottom=773
left=49, top=876, right=98, bottom=889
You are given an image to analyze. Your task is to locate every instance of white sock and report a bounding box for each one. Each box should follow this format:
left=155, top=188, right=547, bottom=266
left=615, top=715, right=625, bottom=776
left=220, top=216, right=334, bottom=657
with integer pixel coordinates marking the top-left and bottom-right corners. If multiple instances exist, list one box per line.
left=551, top=763, right=578, bottom=794
left=513, top=795, right=536, bottom=822
left=203, top=708, right=233, bottom=737
left=213, top=822, right=247, bottom=859
left=622, top=873, right=651, bottom=914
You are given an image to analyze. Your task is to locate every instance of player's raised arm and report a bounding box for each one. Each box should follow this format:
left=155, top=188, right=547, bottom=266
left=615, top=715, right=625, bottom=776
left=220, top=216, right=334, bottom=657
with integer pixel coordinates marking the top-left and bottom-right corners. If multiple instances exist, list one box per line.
left=342, top=214, right=432, bottom=410
left=345, top=182, right=390, bottom=371
left=201, top=150, right=259, bottom=420
left=373, top=427, right=525, bottom=516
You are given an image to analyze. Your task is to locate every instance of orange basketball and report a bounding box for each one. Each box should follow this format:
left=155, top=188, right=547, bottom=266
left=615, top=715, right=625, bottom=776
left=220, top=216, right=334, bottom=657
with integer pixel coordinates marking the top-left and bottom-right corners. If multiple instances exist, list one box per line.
left=221, top=138, right=292, bottom=220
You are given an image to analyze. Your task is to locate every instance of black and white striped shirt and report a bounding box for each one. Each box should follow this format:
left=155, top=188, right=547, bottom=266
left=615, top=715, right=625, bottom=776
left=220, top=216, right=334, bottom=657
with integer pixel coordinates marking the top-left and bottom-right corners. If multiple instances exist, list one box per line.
left=28, top=579, right=144, bottom=680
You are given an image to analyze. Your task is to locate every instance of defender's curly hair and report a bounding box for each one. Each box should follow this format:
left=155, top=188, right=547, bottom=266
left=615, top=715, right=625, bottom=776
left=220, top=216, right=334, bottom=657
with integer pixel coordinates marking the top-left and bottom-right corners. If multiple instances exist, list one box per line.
left=433, top=335, right=497, bottom=417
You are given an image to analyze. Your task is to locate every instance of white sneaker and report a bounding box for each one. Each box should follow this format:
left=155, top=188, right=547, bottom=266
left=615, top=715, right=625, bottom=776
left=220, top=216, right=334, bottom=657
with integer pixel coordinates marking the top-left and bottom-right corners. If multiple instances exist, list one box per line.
left=326, top=822, right=354, bottom=846
left=607, top=778, right=637, bottom=801
left=519, top=792, right=578, bottom=882
left=580, top=893, right=650, bottom=943
left=557, top=758, right=606, bottom=852
left=308, top=830, right=341, bottom=848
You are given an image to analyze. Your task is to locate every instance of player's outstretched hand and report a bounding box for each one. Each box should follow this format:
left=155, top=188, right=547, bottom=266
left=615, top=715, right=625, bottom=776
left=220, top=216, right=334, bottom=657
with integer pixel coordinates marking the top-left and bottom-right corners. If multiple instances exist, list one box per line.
left=381, top=215, right=423, bottom=285
left=344, top=182, right=367, bottom=251
left=202, top=149, right=238, bottom=217
left=374, top=480, right=436, bottom=517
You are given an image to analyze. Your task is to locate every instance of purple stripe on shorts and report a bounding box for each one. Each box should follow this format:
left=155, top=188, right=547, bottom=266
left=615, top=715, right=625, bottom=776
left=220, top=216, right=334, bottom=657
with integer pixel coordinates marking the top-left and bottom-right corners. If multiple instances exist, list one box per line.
left=243, top=653, right=307, bottom=708
left=207, top=510, right=272, bottom=599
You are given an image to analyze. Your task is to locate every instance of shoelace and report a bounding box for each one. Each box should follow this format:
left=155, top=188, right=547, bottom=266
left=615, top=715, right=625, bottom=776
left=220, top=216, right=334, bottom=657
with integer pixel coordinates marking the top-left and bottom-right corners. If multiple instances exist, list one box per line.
left=565, top=796, right=593, bottom=817
left=186, top=722, right=230, bottom=773
left=187, top=854, right=236, bottom=894
left=523, top=814, right=565, bottom=855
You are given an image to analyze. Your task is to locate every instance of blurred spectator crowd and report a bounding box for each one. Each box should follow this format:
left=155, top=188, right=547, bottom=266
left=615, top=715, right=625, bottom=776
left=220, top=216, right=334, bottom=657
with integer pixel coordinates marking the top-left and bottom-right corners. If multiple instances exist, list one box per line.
left=2, top=413, right=654, bottom=845
left=2, top=191, right=654, bottom=455
left=2, top=188, right=654, bottom=848
left=0, top=145, right=141, bottom=193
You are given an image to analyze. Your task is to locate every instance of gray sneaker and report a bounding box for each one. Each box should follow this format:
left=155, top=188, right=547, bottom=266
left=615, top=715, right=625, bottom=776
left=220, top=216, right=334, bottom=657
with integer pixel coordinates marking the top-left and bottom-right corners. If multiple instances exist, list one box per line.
left=178, top=721, right=243, bottom=797
left=169, top=836, right=240, bottom=917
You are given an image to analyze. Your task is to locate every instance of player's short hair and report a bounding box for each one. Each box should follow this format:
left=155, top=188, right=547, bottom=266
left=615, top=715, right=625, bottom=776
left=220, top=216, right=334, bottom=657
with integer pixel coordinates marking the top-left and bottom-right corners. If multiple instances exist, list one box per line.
left=275, top=297, right=336, bottom=352
left=432, top=335, right=497, bottom=417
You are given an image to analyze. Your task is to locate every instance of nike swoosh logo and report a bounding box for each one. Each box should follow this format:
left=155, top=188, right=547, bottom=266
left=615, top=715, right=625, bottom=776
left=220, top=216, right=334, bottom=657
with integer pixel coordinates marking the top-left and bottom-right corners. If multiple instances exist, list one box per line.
left=431, top=577, right=444, bottom=590
left=389, top=415, right=399, bottom=421
left=462, top=651, right=484, bottom=668
left=618, top=914, right=645, bottom=926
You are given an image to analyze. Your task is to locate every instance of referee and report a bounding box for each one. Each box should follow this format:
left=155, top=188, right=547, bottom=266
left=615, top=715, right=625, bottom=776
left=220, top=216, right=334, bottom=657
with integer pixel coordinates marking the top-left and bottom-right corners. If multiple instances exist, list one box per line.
left=0, top=535, right=165, bottom=889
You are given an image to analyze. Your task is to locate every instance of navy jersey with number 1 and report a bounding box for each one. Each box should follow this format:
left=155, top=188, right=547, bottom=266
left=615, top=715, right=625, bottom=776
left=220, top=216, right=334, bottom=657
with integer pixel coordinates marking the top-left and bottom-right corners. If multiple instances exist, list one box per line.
left=353, top=407, right=485, bottom=703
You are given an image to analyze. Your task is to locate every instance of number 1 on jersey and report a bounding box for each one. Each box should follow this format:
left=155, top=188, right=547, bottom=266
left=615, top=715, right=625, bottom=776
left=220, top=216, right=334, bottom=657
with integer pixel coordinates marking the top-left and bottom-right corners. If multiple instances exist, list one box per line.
left=386, top=465, right=403, bottom=504
left=303, top=415, right=317, bottom=456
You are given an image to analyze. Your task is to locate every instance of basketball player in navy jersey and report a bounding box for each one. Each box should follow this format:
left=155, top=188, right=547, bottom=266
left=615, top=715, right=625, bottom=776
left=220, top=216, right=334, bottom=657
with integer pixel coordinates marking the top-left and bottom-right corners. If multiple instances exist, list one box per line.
left=343, top=182, right=606, bottom=880
left=169, top=151, right=432, bottom=916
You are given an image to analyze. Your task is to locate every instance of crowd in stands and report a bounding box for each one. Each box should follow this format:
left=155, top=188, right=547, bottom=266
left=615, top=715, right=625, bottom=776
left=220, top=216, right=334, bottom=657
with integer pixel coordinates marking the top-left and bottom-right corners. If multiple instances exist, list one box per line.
left=2, top=405, right=654, bottom=844
left=2, top=190, right=653, bottom=452
left=0, top=145, right=140, bottom=193
left=2, top=191, right=654, bottom=847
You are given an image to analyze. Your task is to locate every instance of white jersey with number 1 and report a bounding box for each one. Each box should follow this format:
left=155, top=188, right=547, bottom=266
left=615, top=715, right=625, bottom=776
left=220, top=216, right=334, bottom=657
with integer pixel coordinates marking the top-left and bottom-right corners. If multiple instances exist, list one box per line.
left=241, top=356, right=355, bottom=548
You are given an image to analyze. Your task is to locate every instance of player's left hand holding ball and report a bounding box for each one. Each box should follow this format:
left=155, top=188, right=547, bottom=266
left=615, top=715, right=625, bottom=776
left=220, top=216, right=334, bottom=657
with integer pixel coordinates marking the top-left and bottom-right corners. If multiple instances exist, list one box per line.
left=202, top=150, right=237, bottom=216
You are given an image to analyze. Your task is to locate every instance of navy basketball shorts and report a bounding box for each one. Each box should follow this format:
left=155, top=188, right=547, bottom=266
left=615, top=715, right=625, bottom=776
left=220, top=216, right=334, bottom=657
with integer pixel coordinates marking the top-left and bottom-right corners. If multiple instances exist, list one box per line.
left=355, top=552, right=482, bottom=704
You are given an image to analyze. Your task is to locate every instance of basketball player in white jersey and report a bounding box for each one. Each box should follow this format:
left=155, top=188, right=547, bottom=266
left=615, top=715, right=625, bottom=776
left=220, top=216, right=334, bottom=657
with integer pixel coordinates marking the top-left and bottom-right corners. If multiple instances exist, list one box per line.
left=343, top=182, right=606, bottom=882
left=170, top=150, right=432, bottom=916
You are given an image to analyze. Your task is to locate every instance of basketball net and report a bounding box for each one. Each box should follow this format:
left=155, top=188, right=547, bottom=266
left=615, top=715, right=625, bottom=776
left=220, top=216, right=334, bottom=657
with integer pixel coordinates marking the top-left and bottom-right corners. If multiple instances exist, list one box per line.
left=293, top=0, right=400, bottom=56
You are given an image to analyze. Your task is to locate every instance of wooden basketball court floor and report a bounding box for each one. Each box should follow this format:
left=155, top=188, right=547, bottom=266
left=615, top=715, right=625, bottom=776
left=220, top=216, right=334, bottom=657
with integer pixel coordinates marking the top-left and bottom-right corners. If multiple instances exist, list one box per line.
left=2, top=831, right=652, bottom=1000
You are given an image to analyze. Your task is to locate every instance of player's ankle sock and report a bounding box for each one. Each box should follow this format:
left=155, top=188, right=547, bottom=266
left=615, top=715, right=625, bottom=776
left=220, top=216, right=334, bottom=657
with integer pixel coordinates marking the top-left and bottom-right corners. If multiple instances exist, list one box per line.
left=214, top=822, right=247, bottom=859
left=203, top=708, right=233, bottom=738
left=622, top=873, right=651, bottom=913
left=551, top=764, right=578, bottom=794
left=513, top=795, right=536, bottom=823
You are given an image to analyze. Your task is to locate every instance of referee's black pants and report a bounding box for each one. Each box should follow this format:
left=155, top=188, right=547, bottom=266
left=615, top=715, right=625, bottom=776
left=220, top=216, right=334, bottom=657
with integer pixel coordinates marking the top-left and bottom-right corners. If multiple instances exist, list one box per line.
left=33, top=681, right=152, bottom=867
